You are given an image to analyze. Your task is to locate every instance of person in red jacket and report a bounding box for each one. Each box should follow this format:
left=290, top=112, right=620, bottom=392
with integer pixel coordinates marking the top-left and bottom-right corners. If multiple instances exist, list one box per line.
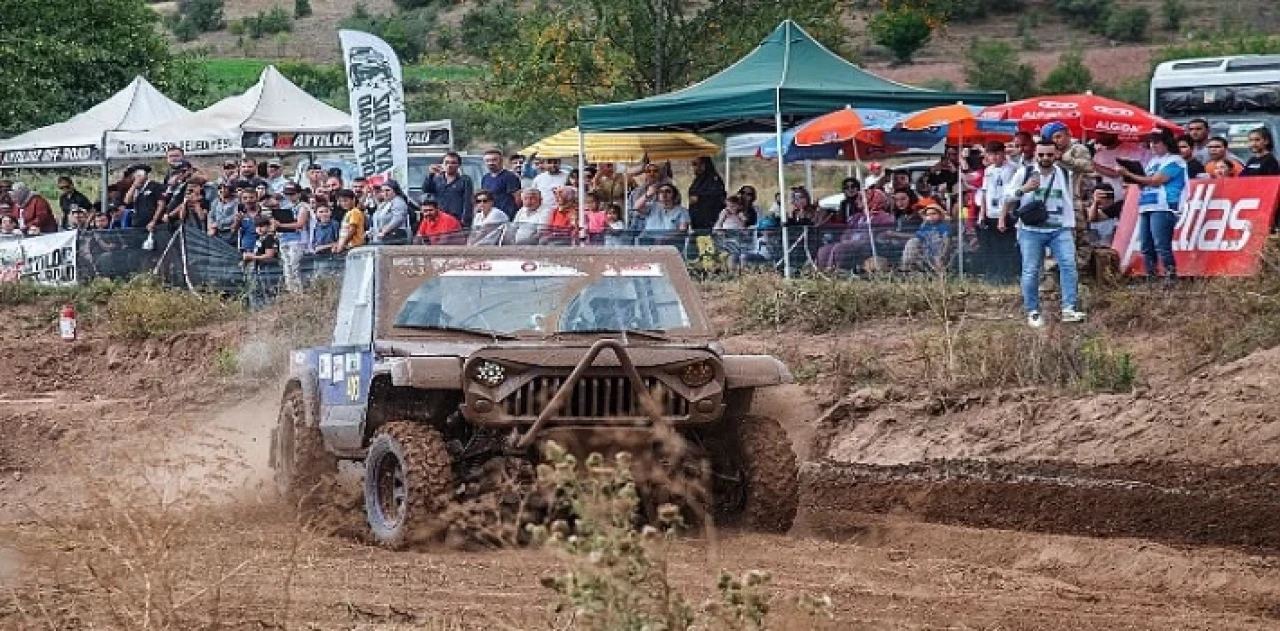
left=414, top=195, right=463, bottom=245
left=11, top=183, right=58, bottom=234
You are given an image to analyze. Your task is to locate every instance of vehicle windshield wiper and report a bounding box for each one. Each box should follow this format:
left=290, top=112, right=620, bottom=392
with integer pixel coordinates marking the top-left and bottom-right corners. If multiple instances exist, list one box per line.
left=557, top=328, right=670, bottom=341
left=395, top=324, right=520, bottom=340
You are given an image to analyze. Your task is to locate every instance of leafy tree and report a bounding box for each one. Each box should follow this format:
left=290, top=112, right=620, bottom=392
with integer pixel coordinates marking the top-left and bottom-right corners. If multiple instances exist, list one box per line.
left=340, top=6, right=435, bottom=63
left=1052, top=0, right=1113, bottom=29
left=963, top=38, right=1036, bottom=100
left=0, top=0, right=178, bottom=136
left=459, top=1, right=521, bottom=59
left=1041, top=50, right=1093, bottom=94
left=294, top=0, right=311, bottom=19
left=868, top=6, right=934, bottom=65
left=1104, top=5, right=1150, bottom=42
left=1160, top=0, right=1187, bottom=32
left=391, top=0, right=437, bottom=9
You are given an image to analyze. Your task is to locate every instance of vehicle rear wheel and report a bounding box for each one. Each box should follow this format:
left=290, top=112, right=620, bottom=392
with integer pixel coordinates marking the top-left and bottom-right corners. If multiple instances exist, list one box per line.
left=272, top=387, right=336, bottom=511
left=363, top=422, right=453, bottom=549
left=710, top=414, right=799, bottom=533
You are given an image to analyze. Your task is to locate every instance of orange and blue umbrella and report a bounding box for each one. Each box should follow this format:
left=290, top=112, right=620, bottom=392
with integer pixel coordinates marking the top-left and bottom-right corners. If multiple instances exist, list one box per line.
left=899, top=104, right=1018, bottom=145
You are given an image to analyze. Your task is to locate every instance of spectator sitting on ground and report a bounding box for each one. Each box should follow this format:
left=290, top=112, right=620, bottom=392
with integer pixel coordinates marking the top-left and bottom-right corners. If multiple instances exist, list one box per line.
left=900, top=204, right=952, bottom=273
left=508, top=189, right=551, bottom=245
left=414, top=194, right=463, bottom=245
left=468, top=191, right=510, bottom=246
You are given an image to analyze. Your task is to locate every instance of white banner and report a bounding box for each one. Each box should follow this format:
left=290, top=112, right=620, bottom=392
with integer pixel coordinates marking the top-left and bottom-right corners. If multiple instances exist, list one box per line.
left=339, top=30, right=408, bottom=185
left=0, top=231, right=79, bottom=286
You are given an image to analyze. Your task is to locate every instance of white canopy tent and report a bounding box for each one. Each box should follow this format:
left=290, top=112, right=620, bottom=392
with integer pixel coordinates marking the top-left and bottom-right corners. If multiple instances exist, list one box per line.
left=0, top=76, right=190, bottom=168
left=108, top=65, right=452, bottom=159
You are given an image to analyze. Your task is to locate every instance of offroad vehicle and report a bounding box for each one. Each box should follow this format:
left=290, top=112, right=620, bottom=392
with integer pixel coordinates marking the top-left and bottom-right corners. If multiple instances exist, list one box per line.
left=270, top=246, right=799, bottom=547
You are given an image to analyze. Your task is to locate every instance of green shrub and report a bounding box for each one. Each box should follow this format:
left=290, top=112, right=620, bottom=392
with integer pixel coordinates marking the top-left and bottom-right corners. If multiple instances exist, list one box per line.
left=1041, top=50, right=1093, bottom=94
left=176, top=0, right=224, bottom=32
left=171, top=18, right=199, bottom=42
left=1161, top=0, right=1188, bottom=32
left=964, top=38, right=1037, bottom=99
left=340, top=6, right=434, bottom=62
left=1104, top=5, right=1150, bottom=42
left=867, top=7, right=934, bottom=65
left=1053, top=0, right=1114, bottom=29
left=459, top=0, right=520, bottom=59
left=392, top=0, right=438, bottom=9
left=243, top=6, right=292, bottom=40
left=104, top=276, right=243, bottom=339
left=227, top=19, right=245, bottom=35
left=294, top=0, right=311, bottom=19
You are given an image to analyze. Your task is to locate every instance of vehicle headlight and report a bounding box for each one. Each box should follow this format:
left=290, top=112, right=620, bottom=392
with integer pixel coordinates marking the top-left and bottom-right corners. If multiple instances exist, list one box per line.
left=679, top=360, right=716, bottom=388
left=472, top=360, right=506, bottom=387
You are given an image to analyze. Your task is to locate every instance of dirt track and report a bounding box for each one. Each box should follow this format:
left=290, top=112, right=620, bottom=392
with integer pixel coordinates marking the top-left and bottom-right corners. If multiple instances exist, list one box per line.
left=3, top=314, right=1280, bottom=628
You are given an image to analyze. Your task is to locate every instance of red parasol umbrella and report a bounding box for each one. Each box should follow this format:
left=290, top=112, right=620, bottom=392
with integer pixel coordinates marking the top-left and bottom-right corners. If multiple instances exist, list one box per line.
left=978, top=93, right=1183, bottom=140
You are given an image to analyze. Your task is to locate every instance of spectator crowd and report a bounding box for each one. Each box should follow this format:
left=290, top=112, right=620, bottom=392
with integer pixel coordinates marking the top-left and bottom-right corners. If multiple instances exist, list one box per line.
left=1, top=120, right=1278, bottom=323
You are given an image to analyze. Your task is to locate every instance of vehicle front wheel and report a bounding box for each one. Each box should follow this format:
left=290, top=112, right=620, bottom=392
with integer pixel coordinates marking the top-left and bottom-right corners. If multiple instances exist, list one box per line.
left=363, top=422, right=453, bottom=549
left=710, top=414, right=799, bottom=533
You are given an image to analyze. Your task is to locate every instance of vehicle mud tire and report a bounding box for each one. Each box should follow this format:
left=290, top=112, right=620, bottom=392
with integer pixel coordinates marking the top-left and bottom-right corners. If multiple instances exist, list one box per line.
left=712, top=415, right=799, bottom=533
left=363, top=422, right=453, bottom=549
left=273, top=387, right=337, bottom=512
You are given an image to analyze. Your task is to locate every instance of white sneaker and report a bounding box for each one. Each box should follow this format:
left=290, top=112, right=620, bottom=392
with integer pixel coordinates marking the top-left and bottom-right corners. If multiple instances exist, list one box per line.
left=1061, top=308, right=1087, bottom=323
left=1027, top=311, right=1044, bottom=328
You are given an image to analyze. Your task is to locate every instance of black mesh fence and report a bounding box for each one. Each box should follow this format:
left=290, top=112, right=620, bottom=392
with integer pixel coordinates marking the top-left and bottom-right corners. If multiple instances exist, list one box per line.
left=67, top=224, right=1033, bottom=295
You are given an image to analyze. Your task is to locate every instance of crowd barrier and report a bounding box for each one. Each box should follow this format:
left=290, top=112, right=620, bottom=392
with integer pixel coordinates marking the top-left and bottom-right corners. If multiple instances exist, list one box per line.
left=13, top=222, right=1030, bottom=294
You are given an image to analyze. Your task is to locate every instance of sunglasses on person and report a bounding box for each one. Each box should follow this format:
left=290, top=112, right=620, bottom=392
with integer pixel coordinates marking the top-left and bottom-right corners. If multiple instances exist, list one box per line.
left=1035, top=152, right=1057, bottom=157
left=474, top=196, right=492, bottom=203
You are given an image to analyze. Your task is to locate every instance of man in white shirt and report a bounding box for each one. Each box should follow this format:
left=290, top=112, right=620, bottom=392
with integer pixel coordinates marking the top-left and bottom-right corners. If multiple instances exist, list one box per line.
left=507, top=189, right=550, bottom=245
left=468, top=191, right=510, bottom=245
left=1090, top=132, right=1150, bottom=202
left=531, top=158, right=568, bottom=212
left=1000, top=140, right=1085, bottom=329
left=973, top=141, right=1020, bottom=282
left=265, top=159, right=292, bottom=207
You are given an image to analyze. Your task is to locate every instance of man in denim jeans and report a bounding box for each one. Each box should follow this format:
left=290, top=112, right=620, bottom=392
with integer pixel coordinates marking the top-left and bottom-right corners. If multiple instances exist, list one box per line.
left=999, top=140, right=1087, bottom=328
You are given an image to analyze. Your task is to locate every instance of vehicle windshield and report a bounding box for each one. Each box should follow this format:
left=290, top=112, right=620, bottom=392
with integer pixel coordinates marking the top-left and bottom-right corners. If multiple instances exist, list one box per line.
left=388, top=258, right=694, bottom=337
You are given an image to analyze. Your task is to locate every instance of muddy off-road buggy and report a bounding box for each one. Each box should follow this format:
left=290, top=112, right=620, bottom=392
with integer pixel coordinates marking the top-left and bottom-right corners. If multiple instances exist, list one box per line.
left=270, top=246, right=799, bottom=547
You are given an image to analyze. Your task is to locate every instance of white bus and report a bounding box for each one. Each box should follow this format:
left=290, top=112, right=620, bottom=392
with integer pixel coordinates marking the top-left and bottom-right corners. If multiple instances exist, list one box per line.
left=1150, top=54, right=1280, bottom=160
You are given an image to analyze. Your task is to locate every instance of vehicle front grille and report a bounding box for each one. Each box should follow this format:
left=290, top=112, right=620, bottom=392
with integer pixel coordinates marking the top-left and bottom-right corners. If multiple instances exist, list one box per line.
left=501, top=375, right=689, bottom=419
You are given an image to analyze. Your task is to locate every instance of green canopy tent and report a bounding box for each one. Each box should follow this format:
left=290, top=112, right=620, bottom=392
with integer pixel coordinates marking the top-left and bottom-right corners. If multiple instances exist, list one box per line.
left=576, top=20, right=1007, bottom=276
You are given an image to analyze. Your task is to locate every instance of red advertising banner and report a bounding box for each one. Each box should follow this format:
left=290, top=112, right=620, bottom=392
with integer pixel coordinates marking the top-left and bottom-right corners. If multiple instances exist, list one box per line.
left=1113, top=176, right=1280, bottom=276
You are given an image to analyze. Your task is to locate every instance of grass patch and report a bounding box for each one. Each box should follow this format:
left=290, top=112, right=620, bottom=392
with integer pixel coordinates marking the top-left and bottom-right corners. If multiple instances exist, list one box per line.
left=916, top=323, right=1137, bottom=393
left=104, top=276, right=243, bottom=339
left=734, top=272, right=1017, bottom=334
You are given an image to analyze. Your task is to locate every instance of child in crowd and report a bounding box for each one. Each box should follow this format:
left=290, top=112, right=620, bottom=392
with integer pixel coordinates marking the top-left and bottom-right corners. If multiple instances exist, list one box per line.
left=900, top=204, right=952, bottom=272
left=714, top=195, right=749, bottom=230
left=603, top=203, right=627, bottom=246
left=311, top=205, right=340, bottom=254
left=582, top=191, right=608, bottom=244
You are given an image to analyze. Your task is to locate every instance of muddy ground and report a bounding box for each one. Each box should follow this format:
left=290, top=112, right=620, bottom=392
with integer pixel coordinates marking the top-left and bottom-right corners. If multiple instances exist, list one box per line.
left=2, top=299, right=1279, bottom=629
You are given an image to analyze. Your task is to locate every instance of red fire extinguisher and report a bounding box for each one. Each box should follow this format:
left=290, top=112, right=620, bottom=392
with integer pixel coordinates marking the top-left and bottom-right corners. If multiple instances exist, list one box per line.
left=59, top=303, right=77, bottom=342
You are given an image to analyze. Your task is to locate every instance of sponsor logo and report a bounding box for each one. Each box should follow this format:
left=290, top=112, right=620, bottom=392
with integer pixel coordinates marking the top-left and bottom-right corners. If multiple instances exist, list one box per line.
left=0, top=145, right=100, bottom=165
left=1092, top=121, right=1145, bottom=134
left=1092, top=104, right=1135, bottom=117
left=1174, top=183, right=1257, bottom=252
left=1036, top=101, right=1080, bottom=110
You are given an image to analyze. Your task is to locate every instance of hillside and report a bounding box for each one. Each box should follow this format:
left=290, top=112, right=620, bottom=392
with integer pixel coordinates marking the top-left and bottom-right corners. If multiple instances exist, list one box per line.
left=173, top=0, right=1280, bottom=90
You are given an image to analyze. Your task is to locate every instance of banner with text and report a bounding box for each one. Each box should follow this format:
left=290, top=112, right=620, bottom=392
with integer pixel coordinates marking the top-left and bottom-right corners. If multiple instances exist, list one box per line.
left=339, top=30, right=408, bottom=184
left=0, top=230, right=79, bottom=286
left=1113, top=177, right=1280, bottom=276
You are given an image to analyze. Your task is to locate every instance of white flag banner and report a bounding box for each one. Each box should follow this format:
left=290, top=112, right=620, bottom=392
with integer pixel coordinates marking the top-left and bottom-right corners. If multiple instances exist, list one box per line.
left=339, top=30, right=409, bottom=185
left=0, top=230, right=78, bottom=286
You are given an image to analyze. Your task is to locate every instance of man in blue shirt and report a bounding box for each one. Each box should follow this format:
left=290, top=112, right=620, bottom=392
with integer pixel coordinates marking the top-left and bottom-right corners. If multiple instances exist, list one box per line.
left=480, top=149, right=522, bottom=216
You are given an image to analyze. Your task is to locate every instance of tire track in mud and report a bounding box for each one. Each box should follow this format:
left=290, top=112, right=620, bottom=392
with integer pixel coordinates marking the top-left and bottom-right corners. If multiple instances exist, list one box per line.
left=801, top=459, right=1280, bottom=551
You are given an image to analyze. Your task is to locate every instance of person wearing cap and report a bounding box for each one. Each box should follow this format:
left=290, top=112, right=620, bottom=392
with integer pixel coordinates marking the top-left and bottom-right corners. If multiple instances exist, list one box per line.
left=275, top=182, right=312, bottom=293
left=1000, top=138, right=1086, bottom=328
left=304, top=162, right=326, bottom=193
left=264, top=159, right=292, bottom=204
left=1040, top=121, right=1093, bottom=212
left=370, top=180, right=411, bottom=244
left=207, top=182, right=241, bottom=246
left=123, top=164, right=166, bottom=230
left=1116, top=128, right=1187, bottom=287
left=415, top=194, right=463, bottom=245
left=863, top=162, right=885, bottom=189
left=243, top=214, right=280, bottom=309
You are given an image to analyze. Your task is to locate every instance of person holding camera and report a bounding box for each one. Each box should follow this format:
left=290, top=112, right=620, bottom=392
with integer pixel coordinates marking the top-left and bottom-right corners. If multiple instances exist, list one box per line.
left=1000, top=139, right=1086, bottom=328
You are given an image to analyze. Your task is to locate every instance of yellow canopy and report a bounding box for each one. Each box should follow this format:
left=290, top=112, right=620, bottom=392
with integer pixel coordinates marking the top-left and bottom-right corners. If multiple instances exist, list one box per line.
left=520, top=127, right=719, bottom=162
